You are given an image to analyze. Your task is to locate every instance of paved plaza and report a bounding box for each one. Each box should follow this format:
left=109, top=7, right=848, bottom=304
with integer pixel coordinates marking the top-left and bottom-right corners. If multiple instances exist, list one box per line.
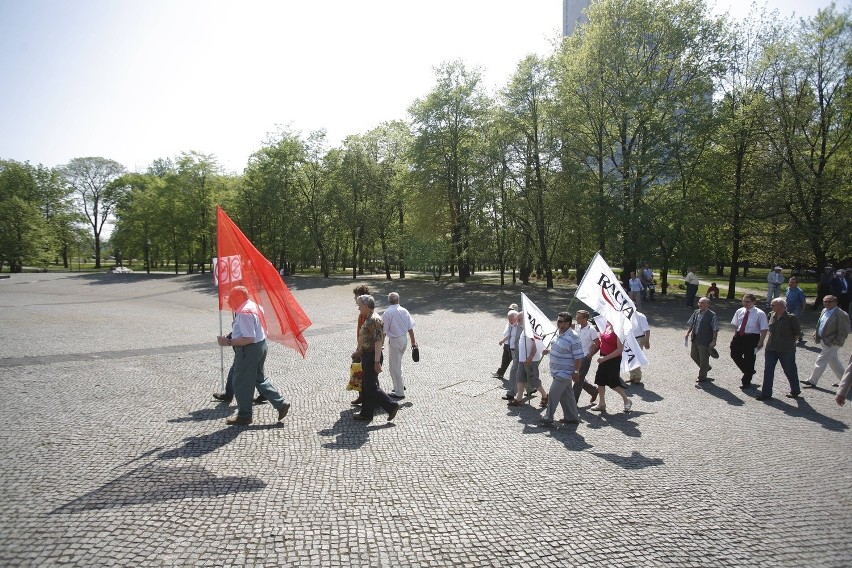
left=0, top=272, right=850, bottom=567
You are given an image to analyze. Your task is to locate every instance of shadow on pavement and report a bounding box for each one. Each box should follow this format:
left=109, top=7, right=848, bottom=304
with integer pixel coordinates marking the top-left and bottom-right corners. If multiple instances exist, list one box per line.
left=694, top=380, right=746, bottom=406
left=167, top=405, right=233, bottom=423
left=591, top=450, right=664, bottom=469
left=157, top=426, right=246, bottom=459
left=318, top=409, right=370, bottom=450
left=584, top=409, right=645, bottom=438
left=763, top=397, right=848, bottom=432
left=625, top=383, right=663, bottom=402
left=51, top=461, right=265, bottom=514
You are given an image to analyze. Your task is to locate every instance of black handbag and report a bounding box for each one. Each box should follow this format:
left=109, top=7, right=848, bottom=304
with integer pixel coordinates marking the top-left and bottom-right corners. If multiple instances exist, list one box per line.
left=411, top=346, right=420, bottom=362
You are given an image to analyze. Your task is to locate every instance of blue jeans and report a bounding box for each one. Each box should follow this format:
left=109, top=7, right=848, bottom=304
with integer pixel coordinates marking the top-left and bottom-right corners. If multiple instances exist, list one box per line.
left=761, top=349, right=800, bottom=397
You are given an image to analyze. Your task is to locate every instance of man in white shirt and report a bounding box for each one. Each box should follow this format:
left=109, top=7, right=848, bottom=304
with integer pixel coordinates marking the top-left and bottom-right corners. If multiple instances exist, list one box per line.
left=767, top=266, right=785, bottom=308
left=628, top=311, right=651, bottom=384
left=573, top=310, right=600, bottom=404
left=216, top=286, right=290, bottom=425
left=382, top=292, right=417, bottom=399
left=729, top=293, right=769, bottom=389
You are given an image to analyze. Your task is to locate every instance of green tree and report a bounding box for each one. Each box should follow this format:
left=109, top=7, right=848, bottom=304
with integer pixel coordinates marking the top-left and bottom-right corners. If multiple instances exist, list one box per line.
left=0, top=160, right=55, bottom=271
left=763, top=4, right=852, bottom=271
left=61, top=157, right=127, bottom=268
left=409, top=60, right=490, bottom=282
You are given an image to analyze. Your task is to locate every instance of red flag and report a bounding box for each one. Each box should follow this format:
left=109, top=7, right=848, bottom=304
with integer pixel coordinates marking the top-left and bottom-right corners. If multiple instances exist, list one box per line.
left=216, top=205, right=311, bottom=357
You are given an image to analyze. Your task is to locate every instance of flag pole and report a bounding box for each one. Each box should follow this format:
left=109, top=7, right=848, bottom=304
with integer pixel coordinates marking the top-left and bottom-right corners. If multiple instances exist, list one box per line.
left=219, top=309, right=225, bottom=392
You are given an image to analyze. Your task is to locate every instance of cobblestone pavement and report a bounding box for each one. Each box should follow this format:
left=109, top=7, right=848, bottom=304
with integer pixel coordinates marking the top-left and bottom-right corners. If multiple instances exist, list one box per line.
left=0, top=273, right=849, bottom=567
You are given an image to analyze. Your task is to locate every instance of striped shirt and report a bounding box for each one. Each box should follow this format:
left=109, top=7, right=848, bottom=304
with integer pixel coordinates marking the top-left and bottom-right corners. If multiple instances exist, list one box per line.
left=549, top=329, right=584, bottom=379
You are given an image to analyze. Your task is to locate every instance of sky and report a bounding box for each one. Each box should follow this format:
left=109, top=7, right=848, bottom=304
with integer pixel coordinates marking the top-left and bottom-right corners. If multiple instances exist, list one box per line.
left=0, top=0, right=845, bottom=175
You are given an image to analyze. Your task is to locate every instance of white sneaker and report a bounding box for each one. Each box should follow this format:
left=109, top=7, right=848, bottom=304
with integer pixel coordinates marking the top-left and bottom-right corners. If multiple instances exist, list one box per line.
left=590, top=404, right=606, bottom=412
left=624, top=399, right=633, bottom=413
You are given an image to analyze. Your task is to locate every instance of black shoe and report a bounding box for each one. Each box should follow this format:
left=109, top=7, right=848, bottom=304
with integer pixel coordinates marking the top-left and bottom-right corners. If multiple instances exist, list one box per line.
left=277, top=402, right=291, bottom=421
left=756, top=395, right=771, bottom=401
left=387, top=404, right=400, bottom=421
left=389, top=393, right=406, bottom=399
left=502, top=394, right=514, bottom=400
left=801, top=381, right=817, bottom=388
left=212, top=393, right=233, bottom=402
left=253, top=395, right=267, bottom=404
left=351, top=396, right=364, bottom=406
left=353, top=413, right=372, bottom=422
left=785, top=392, right=801, bottom=398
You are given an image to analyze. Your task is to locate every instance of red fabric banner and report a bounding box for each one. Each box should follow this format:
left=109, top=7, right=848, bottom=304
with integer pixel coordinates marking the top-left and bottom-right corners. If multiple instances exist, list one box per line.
left=216, top=205, right=311, bottom=357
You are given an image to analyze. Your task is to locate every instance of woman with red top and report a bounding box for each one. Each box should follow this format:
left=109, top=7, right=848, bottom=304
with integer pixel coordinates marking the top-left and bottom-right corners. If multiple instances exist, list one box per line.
left=591, top=322, right=632, bottom=413
left=350, top=285, right=371, bottom=406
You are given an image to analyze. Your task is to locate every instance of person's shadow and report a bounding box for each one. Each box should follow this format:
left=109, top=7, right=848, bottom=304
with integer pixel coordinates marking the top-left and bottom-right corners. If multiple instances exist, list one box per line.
left=695, top=379, right=746, bottom=406
left=591, top=450, right=664, bottom=470
left=626, top=383, right=663, bottom=403
left=167, top=406, right=233, bottom=423
left=319, top=406, right=403, bottom=449
left=762, top=396, right=848, bottom=432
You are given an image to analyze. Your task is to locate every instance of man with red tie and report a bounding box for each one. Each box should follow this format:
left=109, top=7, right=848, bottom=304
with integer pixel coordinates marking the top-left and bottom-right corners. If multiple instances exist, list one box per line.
left=729, top=293, right=769, bottom=389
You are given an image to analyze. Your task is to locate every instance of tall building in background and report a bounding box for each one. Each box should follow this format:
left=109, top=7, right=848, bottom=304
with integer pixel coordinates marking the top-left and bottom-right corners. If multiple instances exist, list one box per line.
left=563, top=0, right=591, bottom=36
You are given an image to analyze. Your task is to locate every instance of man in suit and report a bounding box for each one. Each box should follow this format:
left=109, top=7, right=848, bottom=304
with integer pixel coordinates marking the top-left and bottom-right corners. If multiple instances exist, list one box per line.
left=803, top=295, right=850, bottom=388
left=685, top=297, right=719, bottom=383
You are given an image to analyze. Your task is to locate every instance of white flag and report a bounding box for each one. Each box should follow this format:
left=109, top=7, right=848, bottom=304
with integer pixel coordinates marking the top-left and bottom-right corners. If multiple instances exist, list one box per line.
left=576, top=253, right=636, bottom=339
left=579, top=254, right=648, bottom=372
left=520, top=292, right=557, bottom=344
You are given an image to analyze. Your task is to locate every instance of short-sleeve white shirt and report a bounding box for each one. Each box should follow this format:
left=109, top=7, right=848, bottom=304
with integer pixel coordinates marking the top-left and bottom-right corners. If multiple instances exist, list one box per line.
left=382, top=304, right=415, bottom=338
left=574, top=323, right=600, bottom=356
left=730, top=307, right=769, bottom=334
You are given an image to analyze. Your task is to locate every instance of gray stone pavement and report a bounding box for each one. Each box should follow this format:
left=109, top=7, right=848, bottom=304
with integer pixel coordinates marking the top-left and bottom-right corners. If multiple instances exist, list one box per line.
left=0, top=272, right=849, bottom=567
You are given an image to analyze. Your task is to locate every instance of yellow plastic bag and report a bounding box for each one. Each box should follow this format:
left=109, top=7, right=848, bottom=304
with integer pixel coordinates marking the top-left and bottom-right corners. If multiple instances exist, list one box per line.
left=347, top=362, right=363, bottom=392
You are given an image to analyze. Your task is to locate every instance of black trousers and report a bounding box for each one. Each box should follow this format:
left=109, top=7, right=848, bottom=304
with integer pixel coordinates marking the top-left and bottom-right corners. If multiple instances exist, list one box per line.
left=730, top=333, right=760, bottom=384
left=497, top=344, right=512, bottom=376
left=359, top=350, right=395, bottom=418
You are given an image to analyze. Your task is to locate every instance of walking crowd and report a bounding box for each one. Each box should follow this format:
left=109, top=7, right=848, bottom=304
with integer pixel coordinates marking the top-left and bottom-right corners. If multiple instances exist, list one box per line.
left=212, top=266, right=851, bottom=429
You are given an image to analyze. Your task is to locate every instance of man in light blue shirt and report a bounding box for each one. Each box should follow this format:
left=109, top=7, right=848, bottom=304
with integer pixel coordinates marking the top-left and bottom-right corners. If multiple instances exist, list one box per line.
left=541, top=313, right=584, bottom=425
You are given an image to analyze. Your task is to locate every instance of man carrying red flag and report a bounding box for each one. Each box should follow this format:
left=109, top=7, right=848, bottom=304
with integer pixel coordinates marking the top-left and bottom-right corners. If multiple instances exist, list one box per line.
left=217, top=286, right=290, bottom=425
left=213, top=206, right=312, bottom=424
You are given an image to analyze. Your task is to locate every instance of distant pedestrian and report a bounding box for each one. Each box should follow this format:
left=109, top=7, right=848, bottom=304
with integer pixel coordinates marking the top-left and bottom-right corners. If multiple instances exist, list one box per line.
left=628, top=271, right=643, bottom=310
left=591, top=322, right=632, bottom=413
left=729, top=293, right=769, bottom=389
left=785, top=277, right=806, bottom=342
left=767, top=266, right=785, bottom=308
left=757, top=298, right=802, bottom=401
left=830, top=269, right=850, bottom=313
left=685, top=297, right=719, bottom=383
left=685, top=267, right=699, bottom=308
left=640, top=263, right=654, bottom=302
left=802, top=295, right=849, bottom=389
